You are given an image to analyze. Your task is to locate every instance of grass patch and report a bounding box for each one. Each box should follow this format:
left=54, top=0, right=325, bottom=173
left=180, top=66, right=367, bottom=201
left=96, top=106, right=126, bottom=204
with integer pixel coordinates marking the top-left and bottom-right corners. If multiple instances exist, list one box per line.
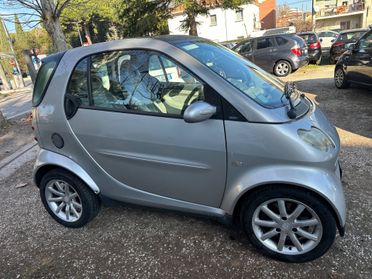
left=0, top=93, right=9, bottom=100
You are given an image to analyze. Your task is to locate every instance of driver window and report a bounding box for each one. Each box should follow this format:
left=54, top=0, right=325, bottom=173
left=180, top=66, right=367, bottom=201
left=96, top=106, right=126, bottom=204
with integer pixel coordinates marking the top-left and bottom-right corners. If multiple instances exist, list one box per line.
left=86, top=50, right=205, bottom=116
left=359, top=33, right=372, bottom=50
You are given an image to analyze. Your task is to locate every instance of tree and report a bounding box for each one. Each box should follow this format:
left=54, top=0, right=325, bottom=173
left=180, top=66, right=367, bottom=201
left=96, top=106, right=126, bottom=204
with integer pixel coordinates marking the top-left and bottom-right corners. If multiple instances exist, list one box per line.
left=115, top=0, right=171, bottom=38
left=60, top=0, right=119, bottom=46
left=12, top=15, right=30, bottom=73
left=175, top=0, right=252, bottom=36
left=1, top=0, right=74, bottom=52
left=0, top=18, right=13, bottom=90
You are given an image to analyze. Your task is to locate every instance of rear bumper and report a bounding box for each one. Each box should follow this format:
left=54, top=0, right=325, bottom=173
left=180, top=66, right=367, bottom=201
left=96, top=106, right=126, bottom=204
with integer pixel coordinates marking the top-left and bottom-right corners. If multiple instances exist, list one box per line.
left=292, top=57, right=309, bottom=70
left=308, top=49, right=322, bottom=61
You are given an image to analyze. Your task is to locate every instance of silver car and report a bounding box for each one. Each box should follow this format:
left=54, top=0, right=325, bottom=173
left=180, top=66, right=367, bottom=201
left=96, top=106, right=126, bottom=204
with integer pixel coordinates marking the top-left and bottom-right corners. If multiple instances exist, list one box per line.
left=32, top=36, right=345, bottom=263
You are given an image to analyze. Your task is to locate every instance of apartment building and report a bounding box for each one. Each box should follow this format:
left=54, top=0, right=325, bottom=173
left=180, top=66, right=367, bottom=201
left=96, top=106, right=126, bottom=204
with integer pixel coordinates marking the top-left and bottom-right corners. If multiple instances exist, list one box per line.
left=168, top=3, right=261, bottom=42
left=314, top=0, right=372, bottom=30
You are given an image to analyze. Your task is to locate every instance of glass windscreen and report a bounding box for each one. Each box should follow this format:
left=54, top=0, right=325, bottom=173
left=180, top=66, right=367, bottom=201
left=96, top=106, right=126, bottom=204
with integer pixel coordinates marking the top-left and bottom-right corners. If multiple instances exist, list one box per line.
left=175, top=40, right=286, bottom=108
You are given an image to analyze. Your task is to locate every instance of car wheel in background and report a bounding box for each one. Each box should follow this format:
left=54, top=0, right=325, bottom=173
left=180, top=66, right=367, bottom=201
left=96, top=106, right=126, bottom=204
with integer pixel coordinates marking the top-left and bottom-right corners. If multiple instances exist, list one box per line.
left=40, top=168, right=101, bottom=228
left=240, top=186, right=336, bottom=262
left=334, top=67, right=349, bottom=89
left=316, top=56, right=322, bottom=65
left=274, top=60, right=292, bottom=77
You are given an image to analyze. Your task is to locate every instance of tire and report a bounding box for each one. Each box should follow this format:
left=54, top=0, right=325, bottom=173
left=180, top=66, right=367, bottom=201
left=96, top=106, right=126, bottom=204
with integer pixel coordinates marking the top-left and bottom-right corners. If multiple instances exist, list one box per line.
left=40, top=168, right=100, bottom=228
left=315, top=56, right=322, bottom=65
left=240, top=186, right=336, bottom=262
left=334, top=67, right=349, bottom=89
left=274, top=60, right=292, bottom=77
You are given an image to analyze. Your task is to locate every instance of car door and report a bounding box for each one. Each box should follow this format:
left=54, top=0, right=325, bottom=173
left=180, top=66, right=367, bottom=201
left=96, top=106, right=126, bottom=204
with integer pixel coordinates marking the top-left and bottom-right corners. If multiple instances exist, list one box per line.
left=347, top=31, right=372, bottom=85
left=252, top=37, right=275, bottom=72
left=66, top=50, right=227, bottom=207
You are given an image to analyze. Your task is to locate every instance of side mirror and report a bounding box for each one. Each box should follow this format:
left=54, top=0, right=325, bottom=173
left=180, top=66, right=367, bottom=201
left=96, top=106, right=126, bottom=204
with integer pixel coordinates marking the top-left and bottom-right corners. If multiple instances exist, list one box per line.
left=347, top=43, right=357, bottom=51
left=183, top=101, right=216, bottom=123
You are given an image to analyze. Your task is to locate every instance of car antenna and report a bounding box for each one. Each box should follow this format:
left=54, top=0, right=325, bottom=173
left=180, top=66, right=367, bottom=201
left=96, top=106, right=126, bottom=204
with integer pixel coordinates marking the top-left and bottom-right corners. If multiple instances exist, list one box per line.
left=284, top=82, right=297, bottom=119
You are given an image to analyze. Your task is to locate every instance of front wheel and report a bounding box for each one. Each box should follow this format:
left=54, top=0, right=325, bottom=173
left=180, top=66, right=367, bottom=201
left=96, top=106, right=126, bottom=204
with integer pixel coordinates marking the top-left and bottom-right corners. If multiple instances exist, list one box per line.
left=334, top=67, right=349, bottom=89
left=240, top=187, right=336, bottom=262
left=274, top=60, right=292, bottom=77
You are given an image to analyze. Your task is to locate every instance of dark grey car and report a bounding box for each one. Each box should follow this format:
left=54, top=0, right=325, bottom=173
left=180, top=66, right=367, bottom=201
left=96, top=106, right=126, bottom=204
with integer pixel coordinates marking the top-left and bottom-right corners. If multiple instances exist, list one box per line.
left=232, top=34, right=308, bottom=77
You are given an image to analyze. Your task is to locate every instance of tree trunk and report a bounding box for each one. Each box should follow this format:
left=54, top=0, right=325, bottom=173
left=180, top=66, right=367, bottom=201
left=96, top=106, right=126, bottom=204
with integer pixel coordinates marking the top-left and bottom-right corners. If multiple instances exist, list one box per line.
left=0, top=63, right=11, bottom=91
left=83, top=23, right=92, bottom=45
left=40, top=0, right=68, bottom=52
left=188, top=13, right=198, bottom=36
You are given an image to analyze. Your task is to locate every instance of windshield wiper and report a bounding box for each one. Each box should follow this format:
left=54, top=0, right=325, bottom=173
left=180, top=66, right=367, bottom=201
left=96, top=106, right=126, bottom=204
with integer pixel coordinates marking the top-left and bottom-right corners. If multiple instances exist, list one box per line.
left=283, top=81, right=297, bottom=119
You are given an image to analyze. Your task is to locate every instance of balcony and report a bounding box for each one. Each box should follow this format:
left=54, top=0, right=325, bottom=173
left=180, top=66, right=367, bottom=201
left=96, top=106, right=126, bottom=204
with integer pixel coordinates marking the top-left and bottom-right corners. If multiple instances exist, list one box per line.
left=316, top=2, right=365, bottom=18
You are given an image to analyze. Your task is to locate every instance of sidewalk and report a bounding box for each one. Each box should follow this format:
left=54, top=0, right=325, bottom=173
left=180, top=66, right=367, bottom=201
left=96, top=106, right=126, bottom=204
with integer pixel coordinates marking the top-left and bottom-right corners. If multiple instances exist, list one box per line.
left=0, top=81, right=33, bottom=119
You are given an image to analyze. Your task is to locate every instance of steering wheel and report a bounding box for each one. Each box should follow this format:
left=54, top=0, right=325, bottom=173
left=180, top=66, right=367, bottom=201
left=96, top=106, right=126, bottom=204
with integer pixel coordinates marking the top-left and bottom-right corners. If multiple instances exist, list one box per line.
left=181, top=86, right=202, bottom=113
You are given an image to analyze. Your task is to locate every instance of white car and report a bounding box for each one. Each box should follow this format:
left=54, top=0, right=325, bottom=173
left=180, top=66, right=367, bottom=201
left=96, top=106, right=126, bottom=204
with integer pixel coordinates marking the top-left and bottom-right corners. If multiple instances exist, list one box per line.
left=317, top=31, right=339, bottom=50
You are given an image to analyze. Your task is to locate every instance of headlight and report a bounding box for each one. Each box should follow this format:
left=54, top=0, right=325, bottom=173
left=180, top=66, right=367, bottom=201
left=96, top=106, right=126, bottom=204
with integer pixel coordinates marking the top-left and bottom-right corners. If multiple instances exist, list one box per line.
left=298, top=127, right=335, bottom=152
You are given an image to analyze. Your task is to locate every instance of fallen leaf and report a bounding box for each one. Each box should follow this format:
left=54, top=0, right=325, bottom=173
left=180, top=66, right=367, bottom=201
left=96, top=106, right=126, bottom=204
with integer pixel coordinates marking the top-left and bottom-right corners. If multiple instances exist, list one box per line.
left=15, top=182, right=28, bottom=188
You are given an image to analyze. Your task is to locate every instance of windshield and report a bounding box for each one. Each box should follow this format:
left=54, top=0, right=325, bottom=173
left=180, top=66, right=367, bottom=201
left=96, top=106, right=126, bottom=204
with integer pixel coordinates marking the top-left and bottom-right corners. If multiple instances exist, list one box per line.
left=175, top=40, right=285, bottom=108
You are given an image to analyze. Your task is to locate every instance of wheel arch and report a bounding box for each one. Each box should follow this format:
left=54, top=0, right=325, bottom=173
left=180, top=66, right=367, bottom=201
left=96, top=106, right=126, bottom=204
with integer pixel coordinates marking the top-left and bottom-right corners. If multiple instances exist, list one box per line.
left=232, top=183, right=345, bottom=236
left=33, top=149, right=100, bottom=194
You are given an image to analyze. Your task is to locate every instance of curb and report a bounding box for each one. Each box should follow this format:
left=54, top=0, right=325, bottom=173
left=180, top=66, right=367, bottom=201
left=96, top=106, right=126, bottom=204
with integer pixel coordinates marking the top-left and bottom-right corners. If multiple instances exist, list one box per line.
left=0, top=141, right=38, bottom=170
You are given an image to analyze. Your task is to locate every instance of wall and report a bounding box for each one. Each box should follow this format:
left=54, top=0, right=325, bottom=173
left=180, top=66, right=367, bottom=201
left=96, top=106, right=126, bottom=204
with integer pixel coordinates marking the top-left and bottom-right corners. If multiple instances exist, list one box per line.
left=168, top=4, right=260, bottom=42
left=257, top=0, right=276, bottom=29
left=315, top=13, right=364, bottom=30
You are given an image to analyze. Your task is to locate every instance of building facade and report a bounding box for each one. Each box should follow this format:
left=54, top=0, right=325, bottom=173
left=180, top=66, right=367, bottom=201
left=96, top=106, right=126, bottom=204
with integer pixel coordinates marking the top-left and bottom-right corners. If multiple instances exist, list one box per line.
left=257, top=0, right=276, bottom=29
left=168, top=4, right=261, bottom=42
left=314, top=0, right=372, bottom=30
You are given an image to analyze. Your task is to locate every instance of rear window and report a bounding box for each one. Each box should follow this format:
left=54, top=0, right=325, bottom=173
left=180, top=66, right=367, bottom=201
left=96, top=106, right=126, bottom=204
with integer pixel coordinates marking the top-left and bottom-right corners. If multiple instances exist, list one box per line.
left=32, top=52, right=65, bottom=106
left=338, top=31, right=366, bottom=42
left=299, top=34, right=318, bottom=43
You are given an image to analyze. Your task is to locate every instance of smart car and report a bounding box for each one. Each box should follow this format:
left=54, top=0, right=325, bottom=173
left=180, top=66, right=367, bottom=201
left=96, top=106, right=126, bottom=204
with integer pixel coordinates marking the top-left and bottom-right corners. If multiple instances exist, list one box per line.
left=32, top=36, right=345, bottom=263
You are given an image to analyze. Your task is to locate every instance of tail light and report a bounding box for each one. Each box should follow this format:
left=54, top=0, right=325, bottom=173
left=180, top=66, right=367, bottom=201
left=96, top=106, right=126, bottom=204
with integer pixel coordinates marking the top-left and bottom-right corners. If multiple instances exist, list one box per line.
left=333, top=41, right=346, bottom=47
left=309, top=42, right=321, bottom=49
left=291, top=47, right=302, bottom=56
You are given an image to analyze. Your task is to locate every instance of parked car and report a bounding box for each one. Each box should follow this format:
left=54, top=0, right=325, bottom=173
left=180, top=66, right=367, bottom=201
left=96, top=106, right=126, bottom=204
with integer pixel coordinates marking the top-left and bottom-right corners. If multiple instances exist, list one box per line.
left=32, top=35, right=345, bottom=263
left=317, top=30, right=339, bottom=50
left=335, top=29, right=372, bottom=89
left=298, top=32, right=322, bottom=64
left=329, top=28, right=368, bottom=63
left=232, top=34, right=308, bottom=77
left=221, top=41, right=237, bottom=49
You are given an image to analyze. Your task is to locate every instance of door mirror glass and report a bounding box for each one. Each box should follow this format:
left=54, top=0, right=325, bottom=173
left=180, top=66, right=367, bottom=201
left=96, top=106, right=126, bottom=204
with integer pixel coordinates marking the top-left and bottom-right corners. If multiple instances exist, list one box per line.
left=183, top=101, right=216, bottom=123
left=347, top=43, right=356, bottom=50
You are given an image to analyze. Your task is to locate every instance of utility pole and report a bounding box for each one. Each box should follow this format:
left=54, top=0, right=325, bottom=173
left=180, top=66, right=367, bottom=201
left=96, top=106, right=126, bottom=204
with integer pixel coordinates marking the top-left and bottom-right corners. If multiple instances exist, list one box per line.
left=0, top=16, right=25, bottom=88
left=312, top=0, right=315, bottom=31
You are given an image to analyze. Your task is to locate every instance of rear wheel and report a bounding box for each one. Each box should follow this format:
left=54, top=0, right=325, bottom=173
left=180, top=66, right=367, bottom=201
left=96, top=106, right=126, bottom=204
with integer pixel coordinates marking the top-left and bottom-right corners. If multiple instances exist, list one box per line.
left=240, top=187, right=336, bottom=262
left=274, top=60, right=292, bottom=77
left=40, top=169, right=100, bottom=228
left=334, top=67, right=349, bottom=89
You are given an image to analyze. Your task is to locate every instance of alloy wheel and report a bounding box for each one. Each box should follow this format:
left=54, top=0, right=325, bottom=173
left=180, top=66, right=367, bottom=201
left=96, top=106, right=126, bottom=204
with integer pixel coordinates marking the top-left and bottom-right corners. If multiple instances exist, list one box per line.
left=45, top=179, right=83, bottom=222
left=252, top=198, right=323, bottom=255
left=335, top=68, right=345, bottom=87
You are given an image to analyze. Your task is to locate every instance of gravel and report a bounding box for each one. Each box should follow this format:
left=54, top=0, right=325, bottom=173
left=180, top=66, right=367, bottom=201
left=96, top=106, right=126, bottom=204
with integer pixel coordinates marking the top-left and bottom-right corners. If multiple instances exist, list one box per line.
left=0, top=66, right=371, bottom=278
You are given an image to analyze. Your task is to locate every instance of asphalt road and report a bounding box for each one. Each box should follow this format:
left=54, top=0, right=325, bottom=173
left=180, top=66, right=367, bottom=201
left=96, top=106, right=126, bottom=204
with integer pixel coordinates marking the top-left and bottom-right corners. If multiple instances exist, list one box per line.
left=0, top=65, right=371, bottom=278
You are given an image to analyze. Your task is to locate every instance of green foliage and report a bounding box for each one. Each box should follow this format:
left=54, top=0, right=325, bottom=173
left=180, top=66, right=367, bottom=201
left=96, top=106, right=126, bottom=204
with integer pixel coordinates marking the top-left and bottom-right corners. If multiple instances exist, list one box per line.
left=26, top=28, right=53, bottom=54
left=0, top=18, right=13, bottom=77
left=115, top=0, right=171, bottom=38
left=12, top=15, right=30, bottom=73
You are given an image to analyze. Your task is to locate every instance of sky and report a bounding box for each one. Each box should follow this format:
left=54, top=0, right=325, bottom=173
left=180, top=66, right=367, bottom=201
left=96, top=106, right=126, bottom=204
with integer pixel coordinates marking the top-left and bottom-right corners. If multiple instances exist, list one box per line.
left=277, top=0, right=313, bottom=12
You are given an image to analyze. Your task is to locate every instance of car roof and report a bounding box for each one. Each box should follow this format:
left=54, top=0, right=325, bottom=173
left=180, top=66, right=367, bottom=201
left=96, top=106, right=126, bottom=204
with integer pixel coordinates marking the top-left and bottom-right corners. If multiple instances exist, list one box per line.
left=298, top=32, right=316, bottom=35
left=339, top=28, right=368, bottom=34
